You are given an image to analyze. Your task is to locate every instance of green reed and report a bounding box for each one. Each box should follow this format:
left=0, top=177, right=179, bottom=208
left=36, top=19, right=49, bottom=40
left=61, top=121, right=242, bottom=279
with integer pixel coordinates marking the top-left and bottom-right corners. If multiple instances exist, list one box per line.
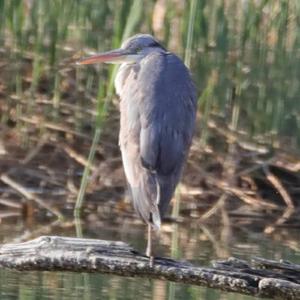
left=1, top=0, right=299, bottom=147
left=184, top=0, right=198, bottom=68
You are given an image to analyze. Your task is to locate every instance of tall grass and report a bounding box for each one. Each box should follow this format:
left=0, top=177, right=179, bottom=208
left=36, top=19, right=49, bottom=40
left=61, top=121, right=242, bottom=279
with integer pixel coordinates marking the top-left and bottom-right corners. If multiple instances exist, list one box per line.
left=1, top=0, right=298, bottom=144
left=0, top=0, right=299, bottom=216
left=184, top=0, right=198, bottom=68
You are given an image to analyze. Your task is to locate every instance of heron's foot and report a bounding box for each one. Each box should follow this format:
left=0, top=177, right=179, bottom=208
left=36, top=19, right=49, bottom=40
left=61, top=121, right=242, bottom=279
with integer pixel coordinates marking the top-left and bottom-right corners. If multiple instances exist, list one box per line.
left=146, top=247, right=154, bottom=267
left=149, top=255, right=154, bottom=267
left=146, top=223, right=154, bottom=267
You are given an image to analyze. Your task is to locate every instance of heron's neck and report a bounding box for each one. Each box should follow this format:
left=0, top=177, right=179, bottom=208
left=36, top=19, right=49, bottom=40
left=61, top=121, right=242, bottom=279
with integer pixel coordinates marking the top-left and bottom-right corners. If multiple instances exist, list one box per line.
left=115, top=63, right=139, bottom=96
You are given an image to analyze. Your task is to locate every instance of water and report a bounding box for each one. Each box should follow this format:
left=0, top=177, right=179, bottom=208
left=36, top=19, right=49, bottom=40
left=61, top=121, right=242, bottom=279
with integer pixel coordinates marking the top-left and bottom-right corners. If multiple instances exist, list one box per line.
left=0, top=270, right=254, bottom=300
left=0, top=1, right=300, bottom=299
left=0, top=216, right=299, bottom=300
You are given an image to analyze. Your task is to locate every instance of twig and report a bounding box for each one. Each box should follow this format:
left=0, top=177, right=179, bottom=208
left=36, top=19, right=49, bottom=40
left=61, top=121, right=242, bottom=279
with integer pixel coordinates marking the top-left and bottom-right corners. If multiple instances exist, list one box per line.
left=60, top=143, right=97, bottom=172
left=10, top=97, right=97, bottom=117
left=0, top=174, right=63, bottom=219
left=263, top=165, right=295, bottom=208
left=207, top=174, right=277, bottom=209
left=200, top=193, right=227, bottom=220
left=0, top=199, right=22, bottom=209
left=264, top=207, right=295, bottom=234
left=191, top=164, right=278, bottom=209
left=19, top=116, right=90, bottom=139
left=272, top=155, right=300, bottom=172
left=21, top=134, right=49, bottom=164
left=235, top=157, right=274, bottom=177
left=0, top=212, right=21, bottom=220
left=225, top=185, right=276, bottom=208
left=207, top=119, right=270, bottom=154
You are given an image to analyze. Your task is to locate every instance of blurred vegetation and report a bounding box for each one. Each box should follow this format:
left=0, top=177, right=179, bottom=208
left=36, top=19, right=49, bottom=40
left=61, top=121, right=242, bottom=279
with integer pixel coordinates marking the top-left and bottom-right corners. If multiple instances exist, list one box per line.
left=0, top=0, right=299, bottom=218
left=0, top=1, right=299, bottom=300
left=0, top=0, right=299, bottom=227
left=0, top=0, right=299, bottom=149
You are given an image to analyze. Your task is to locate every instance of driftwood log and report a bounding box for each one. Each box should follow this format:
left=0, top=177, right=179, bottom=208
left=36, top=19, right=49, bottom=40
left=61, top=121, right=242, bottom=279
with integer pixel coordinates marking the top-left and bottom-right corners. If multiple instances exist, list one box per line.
left=0, top=236, right=299, bottom=299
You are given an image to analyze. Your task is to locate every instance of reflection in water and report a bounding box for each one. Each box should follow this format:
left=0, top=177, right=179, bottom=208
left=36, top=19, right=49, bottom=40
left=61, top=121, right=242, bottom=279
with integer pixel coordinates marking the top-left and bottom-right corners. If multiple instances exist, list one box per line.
left=0, top=269, right=152, bottom=300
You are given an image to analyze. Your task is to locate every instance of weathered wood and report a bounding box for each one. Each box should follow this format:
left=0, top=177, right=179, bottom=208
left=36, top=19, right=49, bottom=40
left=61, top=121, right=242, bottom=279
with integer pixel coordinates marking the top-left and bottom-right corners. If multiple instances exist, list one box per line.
left=0, top=236, right=299, bottom=299
left=214, top=257, right=300, bottom=299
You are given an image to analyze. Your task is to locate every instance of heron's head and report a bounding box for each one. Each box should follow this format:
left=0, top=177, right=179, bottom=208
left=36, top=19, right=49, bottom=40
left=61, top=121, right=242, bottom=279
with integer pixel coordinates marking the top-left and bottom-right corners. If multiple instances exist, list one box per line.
left=77, top=34, right=165, bottom=65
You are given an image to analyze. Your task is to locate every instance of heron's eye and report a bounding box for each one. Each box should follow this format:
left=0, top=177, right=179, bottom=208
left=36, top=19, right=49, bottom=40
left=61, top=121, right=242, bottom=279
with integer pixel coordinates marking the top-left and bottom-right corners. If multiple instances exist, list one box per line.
left=135, top=47, right=143, bottom=53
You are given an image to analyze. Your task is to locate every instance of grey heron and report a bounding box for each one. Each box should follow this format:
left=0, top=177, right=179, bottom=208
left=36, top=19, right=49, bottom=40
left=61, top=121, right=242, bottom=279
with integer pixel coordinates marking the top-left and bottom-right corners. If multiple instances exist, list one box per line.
left=77, top=34, right=197, bottom=264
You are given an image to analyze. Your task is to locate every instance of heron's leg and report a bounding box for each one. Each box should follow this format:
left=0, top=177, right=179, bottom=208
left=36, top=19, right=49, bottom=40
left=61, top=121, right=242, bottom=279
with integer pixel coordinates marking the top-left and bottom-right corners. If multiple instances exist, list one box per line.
left=146, top=224, right=154, bottom=266
left=146, top=223, right=152, bottom=256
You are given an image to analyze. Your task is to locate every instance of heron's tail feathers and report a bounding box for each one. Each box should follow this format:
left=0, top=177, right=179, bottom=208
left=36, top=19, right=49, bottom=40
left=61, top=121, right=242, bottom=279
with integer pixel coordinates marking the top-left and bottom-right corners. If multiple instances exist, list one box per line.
left=129, top=171, right=161, bottom=230
left=129, top=169, right=181, bottom=230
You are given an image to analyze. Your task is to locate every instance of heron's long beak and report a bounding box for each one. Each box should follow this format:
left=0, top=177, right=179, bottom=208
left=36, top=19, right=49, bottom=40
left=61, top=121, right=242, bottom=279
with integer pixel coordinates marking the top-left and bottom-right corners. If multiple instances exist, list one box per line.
left=77, top=48, right=138, bottom=65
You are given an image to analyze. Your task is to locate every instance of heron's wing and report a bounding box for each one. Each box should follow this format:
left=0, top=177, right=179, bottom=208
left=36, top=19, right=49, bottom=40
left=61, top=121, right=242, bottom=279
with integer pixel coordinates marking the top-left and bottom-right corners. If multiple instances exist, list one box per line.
left=138, top=52, right=197, bottom=176
left=118, top=51, right=196, bottom=227
left=137, top=52, right=197, bottom=216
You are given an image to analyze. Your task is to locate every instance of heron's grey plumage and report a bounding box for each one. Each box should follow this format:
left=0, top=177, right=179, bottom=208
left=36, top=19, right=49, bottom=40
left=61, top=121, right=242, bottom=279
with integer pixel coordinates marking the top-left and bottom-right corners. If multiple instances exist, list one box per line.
left=115, top=34, right=197, bottom=230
